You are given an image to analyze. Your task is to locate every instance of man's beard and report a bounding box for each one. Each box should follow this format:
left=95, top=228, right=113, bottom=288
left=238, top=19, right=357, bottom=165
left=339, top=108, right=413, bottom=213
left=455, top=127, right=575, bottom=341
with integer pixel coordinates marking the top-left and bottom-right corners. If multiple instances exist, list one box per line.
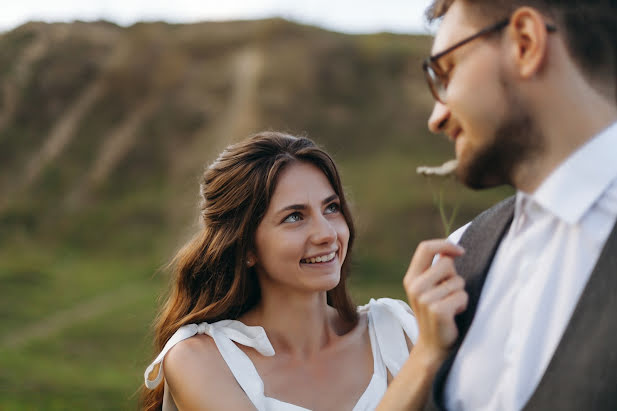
left=457, top=82, right=544, bottom=190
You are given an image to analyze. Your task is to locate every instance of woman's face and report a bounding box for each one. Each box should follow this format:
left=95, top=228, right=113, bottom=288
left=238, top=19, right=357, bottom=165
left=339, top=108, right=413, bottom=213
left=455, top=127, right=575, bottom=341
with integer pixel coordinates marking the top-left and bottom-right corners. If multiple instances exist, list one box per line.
left=253, top=162, right=349, bottom=294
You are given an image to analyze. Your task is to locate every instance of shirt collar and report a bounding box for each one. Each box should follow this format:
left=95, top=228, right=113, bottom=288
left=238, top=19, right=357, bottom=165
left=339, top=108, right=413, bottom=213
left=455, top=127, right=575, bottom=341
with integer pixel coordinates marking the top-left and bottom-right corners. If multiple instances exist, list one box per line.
left=529, top=120, right=617, bottom=224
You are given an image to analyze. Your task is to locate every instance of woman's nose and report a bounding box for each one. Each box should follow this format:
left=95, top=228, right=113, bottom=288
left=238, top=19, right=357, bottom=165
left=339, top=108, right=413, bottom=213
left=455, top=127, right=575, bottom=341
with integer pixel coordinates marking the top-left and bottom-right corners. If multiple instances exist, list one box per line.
left=311, top=215, right=336, bottom=244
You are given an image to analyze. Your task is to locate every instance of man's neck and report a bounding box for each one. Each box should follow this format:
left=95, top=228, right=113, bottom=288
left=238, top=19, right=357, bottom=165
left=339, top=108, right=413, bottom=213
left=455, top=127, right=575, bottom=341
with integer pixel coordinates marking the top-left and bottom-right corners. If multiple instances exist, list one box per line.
left=512, top=83, right=617, bottom=194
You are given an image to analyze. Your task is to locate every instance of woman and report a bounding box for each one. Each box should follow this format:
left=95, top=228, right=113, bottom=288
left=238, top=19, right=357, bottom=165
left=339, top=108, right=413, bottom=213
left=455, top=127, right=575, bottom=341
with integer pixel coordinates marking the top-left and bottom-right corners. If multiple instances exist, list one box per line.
left=142, top=131, right=466, bottom=410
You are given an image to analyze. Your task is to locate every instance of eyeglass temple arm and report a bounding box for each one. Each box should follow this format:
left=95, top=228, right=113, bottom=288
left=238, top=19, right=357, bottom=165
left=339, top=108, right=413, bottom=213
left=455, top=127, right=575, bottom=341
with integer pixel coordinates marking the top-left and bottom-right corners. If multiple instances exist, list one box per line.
left=428, top=19, right=557, bottom=63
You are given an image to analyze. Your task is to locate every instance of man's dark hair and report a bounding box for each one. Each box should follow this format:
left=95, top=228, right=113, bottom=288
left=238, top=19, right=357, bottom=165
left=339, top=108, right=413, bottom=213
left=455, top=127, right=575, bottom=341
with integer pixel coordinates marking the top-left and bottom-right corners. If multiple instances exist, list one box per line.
left=426, top=0, right=617, bottom=98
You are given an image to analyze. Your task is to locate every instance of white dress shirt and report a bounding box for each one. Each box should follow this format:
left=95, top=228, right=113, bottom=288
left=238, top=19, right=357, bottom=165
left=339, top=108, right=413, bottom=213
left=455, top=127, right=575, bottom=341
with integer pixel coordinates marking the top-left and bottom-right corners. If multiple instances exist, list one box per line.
left=444, top=121, right=617, bottom=411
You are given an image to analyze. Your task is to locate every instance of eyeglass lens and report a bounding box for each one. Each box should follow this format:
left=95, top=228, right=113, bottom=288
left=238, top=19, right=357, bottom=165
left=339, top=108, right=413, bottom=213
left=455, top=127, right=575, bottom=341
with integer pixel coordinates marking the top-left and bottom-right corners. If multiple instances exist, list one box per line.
left=425, top=65, right=446, bottom=103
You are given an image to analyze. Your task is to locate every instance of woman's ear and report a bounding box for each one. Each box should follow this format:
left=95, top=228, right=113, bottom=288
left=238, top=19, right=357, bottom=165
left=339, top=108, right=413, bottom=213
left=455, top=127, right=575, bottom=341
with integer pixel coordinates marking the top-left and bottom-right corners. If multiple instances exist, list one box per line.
left=507, top=7, right=552, bottom=79
left=246, top=252, right=257, bottom=267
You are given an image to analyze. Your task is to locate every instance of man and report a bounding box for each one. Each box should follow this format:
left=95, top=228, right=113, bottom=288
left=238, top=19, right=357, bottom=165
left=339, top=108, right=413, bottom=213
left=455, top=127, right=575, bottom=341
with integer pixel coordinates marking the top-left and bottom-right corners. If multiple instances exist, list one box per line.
left=403, top=0, right=617, bottom=410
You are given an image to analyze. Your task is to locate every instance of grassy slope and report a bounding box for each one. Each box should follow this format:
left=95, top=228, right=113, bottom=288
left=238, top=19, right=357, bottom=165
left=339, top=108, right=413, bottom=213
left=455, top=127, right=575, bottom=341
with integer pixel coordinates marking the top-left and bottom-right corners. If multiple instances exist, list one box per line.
left=0, top=20, right=512, bottom=409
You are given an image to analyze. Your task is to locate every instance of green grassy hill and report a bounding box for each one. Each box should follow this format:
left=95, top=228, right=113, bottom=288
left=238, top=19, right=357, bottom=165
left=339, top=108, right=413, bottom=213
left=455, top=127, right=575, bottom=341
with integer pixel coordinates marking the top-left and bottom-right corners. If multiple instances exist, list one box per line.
left=0, top=19, right=511, bottom=409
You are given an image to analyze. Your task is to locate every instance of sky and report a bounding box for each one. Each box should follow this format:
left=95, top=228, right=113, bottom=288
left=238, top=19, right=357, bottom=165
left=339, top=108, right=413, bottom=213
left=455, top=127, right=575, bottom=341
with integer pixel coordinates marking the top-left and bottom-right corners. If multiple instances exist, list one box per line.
left=1, top=0, right=437, bottom=35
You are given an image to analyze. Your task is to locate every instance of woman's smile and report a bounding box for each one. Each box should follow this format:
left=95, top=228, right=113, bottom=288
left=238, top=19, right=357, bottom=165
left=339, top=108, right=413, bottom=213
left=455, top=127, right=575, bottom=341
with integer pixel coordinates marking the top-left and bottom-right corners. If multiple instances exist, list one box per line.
left=300, top=250, right=337, bottom=264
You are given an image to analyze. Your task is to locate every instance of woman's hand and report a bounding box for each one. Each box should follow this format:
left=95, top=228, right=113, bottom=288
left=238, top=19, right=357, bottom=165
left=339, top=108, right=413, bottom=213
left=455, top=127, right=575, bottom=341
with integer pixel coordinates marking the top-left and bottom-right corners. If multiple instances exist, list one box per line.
left=403, top=239, right=468, bottom=367
left=376, top=239, right=468, bottom=411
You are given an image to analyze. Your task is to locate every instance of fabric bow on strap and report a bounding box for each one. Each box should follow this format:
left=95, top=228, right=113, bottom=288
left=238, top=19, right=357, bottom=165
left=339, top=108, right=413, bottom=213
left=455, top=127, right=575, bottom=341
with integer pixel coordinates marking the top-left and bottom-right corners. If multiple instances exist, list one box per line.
left=365, top=298, right=419, bottom=376
left=144, top=319, right=275, bottom=390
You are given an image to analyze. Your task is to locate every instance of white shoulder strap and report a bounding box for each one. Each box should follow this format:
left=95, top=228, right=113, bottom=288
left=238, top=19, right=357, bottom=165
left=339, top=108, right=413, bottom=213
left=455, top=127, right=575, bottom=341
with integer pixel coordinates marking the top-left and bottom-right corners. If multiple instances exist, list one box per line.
left=364, top=298, right=419, bottom=376
left=144, top=320, right=275, bottom=411
left=366, top=308, right=387, bottom=378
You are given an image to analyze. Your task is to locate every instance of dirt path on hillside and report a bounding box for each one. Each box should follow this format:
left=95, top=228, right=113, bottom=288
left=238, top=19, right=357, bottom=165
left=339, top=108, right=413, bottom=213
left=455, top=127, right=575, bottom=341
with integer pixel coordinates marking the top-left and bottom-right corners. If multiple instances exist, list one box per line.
left=66, top=93, right=163, bottom=207
left=0, top=46, right=265, bottom=350
left=0, top=23, right=119, bottom=135
left=21, top=81, right=105, bottom=189
left=177, top=45, right=264, bottom=177
left=20, top=41, right=134, bottom=191
left=0, top=41, right=133, bottom=215
left=0, top=26, right=62, bottom=133
left=213, top=45, right=264, bottom=148
left=91, top=95, right=161, bottom=186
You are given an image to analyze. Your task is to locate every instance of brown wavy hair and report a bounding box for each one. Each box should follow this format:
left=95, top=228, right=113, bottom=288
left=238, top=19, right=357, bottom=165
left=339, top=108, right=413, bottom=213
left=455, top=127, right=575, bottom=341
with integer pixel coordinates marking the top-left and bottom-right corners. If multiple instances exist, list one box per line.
left=141, top=131, right=357, bottom=410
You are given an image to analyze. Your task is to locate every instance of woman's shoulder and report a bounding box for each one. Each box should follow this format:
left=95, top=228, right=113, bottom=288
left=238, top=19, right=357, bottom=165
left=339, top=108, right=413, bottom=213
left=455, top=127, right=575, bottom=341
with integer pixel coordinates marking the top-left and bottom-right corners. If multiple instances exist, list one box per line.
left=163, top=332, right=233, bottom=394
left=162, top=329, right=256, bottom=410
left=162, top=317, right=275, bottom=379
left=145, top=318, right=273, bottom=389
left=164, top=332, right=221, bottom=376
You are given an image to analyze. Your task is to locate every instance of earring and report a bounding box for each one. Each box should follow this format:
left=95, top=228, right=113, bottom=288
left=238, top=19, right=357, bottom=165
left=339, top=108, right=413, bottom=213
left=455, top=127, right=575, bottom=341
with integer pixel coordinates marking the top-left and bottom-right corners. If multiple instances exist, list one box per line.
left=246, top=257, right=255, bottom=267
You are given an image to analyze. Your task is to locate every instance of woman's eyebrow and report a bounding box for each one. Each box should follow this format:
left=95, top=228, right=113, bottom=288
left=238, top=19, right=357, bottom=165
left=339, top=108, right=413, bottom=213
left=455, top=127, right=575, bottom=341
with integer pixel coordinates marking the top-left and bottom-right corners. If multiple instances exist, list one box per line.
left=322, top=194, right=339, bottom=204
left=275, top=194, right=339, bottom=215
left=277, top=204, right=306, bottom=214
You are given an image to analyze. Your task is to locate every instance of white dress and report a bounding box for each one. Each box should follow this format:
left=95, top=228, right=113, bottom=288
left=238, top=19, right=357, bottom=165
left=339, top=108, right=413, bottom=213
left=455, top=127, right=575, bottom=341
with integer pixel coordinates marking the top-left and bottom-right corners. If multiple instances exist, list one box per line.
left=144, top=298, right=419, bottom=411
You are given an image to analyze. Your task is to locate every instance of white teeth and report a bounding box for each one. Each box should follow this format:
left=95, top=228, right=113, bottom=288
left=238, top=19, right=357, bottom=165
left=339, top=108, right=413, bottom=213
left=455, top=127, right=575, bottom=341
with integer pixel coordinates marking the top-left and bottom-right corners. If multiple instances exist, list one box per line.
left=302, top=252, right=336, bottom=264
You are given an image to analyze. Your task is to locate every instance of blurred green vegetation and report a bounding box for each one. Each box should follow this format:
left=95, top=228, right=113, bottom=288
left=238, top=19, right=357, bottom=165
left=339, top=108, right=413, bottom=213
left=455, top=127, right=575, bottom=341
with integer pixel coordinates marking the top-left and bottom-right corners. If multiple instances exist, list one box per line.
left=0, top=19, right=512, bottom=409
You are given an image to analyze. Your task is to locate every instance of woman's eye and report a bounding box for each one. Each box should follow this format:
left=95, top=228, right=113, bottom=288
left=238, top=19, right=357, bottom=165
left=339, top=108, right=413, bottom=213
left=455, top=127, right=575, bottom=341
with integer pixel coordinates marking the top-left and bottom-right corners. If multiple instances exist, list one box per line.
left=283, top=212, right=302, bottom=223
left=325, top=202, right=340, bottom=214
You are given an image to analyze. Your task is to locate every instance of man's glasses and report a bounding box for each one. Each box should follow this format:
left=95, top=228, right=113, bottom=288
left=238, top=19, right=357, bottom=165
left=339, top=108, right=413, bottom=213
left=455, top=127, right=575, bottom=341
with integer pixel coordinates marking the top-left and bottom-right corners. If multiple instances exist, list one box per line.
left=422, top=18, right=557, bottom=103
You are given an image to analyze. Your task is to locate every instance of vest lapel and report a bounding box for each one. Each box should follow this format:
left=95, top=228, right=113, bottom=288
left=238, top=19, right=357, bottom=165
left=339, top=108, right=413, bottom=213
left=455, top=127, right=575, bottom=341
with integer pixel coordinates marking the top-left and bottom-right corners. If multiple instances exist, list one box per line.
left=427, top=196, right=515, bottom=410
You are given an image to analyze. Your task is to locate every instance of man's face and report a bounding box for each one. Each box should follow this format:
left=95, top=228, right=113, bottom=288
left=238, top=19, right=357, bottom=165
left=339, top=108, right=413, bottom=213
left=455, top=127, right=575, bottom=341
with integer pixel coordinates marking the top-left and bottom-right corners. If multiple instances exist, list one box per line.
left=427, top=1, right=541, bottom=189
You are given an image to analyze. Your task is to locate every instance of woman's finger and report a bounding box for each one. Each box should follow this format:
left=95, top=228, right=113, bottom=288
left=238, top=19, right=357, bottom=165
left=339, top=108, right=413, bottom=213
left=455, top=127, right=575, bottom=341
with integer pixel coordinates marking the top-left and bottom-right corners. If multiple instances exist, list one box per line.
left=407, top=240, right=465, bottom=279
left=430, top=289, right=469, bottom=319
left=417, top=275, right=465, bottom=306
left=404, top=257, right=458, bottom=300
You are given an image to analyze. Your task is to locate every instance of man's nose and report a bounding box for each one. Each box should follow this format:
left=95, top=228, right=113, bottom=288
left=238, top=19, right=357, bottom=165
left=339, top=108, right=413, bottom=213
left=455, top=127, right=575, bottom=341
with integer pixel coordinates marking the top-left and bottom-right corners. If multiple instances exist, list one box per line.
left=428, top=101, right=450, bottom=134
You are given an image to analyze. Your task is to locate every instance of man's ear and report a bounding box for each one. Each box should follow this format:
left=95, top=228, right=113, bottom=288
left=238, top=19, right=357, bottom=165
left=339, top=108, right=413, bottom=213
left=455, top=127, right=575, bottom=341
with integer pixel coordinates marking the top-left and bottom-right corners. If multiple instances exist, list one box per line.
left=507, top=7, right=552, bottom=79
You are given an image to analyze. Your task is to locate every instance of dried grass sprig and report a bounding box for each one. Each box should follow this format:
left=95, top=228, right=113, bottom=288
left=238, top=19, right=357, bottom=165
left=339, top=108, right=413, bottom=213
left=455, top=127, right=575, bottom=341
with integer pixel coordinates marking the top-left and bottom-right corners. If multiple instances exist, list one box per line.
left=416, top=159, right=460, bottom=237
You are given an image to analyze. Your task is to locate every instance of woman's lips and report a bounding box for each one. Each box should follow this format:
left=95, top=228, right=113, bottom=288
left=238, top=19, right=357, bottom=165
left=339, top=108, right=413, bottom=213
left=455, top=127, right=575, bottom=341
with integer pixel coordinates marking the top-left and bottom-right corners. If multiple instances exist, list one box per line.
left=300, top=251, right=337, bottom=264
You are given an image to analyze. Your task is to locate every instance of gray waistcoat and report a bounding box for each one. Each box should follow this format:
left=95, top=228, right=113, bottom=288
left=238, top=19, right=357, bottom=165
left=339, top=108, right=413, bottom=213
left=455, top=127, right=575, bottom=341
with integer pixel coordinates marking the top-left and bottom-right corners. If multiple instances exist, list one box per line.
left=425, top=196, right=617, bottom=410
